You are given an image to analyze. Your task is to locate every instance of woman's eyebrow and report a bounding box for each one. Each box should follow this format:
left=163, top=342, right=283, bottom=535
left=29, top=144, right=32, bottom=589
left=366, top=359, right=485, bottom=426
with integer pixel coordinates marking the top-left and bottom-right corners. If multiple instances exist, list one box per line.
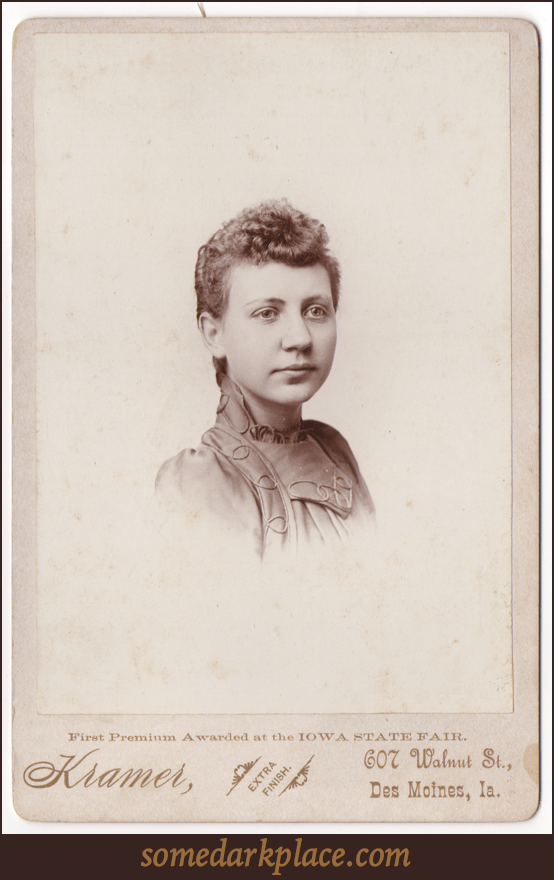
left=301, top=293, right=333, bottom=305
left=244, top=297, right=285, bottom=308
left=245, top=292, right=333, bottom=308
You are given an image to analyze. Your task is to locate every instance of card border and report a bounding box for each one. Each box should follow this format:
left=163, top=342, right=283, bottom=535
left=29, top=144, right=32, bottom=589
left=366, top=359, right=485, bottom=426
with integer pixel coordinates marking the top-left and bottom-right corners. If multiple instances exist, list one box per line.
left=12, top=16, right=540, bottom=823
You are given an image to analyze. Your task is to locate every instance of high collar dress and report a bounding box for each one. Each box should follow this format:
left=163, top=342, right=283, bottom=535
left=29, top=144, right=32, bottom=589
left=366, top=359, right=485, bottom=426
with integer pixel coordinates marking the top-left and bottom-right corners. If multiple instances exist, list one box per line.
left=156, top=376, right=375, bottom=560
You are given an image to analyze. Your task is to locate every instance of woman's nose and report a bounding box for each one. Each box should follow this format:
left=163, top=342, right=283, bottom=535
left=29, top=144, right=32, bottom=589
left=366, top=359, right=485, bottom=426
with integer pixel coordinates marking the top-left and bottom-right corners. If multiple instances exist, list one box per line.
left=281, top=315, right=312, bottom=351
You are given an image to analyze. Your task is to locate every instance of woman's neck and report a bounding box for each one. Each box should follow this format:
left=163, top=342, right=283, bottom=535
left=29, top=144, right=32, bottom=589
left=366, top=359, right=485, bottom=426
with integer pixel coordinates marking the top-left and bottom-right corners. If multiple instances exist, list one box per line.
left=232, top=382, right=303, bottom=431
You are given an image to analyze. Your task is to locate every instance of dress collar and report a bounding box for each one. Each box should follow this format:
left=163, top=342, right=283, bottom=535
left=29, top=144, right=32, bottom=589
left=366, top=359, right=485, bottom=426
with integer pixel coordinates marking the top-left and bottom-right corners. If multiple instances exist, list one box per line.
left=209, top=374, right=353, bottom=520
left=215, top=374, right=310, bottom=444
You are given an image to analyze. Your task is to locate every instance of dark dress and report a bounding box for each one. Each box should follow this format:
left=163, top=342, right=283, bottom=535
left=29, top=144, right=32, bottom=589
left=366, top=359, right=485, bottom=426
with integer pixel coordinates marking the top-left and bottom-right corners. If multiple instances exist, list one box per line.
left=156, top=375, right=375, bottom=560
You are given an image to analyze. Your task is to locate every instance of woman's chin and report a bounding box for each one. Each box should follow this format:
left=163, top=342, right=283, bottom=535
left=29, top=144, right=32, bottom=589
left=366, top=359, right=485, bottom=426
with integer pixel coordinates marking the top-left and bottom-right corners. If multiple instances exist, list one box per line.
left=237, top=376, right=324, bottom=415
left=274, top=387, right=318, bottom=408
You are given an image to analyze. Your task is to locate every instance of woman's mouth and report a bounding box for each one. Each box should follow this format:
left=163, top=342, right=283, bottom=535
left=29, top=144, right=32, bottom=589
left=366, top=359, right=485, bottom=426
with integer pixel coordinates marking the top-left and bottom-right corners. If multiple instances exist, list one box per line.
left=275, top=364, right=316, bottom=372
left=274, top=364, right=317, bottom=383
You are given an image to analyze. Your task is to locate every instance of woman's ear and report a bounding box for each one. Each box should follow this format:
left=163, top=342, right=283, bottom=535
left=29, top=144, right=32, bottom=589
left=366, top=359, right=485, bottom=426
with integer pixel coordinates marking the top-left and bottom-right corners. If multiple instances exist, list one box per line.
left=198, top=312, right=226, bottom=359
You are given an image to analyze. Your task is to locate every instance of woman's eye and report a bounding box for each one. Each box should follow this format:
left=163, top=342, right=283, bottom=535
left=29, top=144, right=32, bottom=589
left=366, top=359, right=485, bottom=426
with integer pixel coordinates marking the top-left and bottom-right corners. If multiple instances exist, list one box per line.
left=253, top=308, right=277, bottom=320
left=306, top=305, right=327, bottom=318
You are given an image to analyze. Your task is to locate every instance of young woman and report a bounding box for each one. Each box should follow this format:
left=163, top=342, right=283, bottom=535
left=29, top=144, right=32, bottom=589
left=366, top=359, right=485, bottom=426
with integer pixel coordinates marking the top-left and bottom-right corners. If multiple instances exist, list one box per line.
left=156, top=200, right=375, bottom=560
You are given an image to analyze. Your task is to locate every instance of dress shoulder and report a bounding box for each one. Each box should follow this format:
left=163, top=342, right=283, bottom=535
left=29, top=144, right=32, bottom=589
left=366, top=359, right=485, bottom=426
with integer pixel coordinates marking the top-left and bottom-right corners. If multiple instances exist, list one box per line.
left=156, top=445, right=224, bottom=498
left=155, top=442, right=264, bottom=551
left=305, top=420, right=361, bottom=472
left=305, top=420, right=375, bottom=514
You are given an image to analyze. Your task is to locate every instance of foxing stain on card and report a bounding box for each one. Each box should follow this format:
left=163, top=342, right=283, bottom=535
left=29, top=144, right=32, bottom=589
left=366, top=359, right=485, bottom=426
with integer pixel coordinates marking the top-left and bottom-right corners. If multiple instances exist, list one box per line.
left=522, top=743, right=539, bottom=785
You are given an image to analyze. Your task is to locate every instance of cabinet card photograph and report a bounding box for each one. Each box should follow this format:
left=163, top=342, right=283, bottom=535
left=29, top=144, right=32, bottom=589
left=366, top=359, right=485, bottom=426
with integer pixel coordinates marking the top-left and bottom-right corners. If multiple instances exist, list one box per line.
left=12, top=16, right=539, bottom=822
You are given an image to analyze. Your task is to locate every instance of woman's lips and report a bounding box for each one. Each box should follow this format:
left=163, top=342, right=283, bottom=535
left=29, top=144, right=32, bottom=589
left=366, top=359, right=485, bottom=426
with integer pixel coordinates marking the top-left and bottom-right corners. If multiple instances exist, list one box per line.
left=274, top=364, right=317, bottom=383
left=274, top=364, right=316, bottom=372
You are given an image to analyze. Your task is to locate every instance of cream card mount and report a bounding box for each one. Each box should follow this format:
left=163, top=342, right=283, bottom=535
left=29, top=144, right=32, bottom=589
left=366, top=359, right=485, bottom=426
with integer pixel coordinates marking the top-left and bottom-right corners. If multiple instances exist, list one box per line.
left=12, top=17, right=539, bottom=822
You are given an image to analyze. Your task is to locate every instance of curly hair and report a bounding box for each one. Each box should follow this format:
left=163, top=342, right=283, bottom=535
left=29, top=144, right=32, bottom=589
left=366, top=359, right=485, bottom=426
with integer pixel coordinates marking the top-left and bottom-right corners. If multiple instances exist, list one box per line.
left=195, top=200, right=341, bottom=376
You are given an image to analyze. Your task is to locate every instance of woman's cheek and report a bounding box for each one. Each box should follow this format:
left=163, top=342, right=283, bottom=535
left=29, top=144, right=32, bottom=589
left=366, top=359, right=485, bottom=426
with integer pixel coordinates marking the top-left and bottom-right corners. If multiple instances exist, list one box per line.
left=323, top=325, right=337, bottom=355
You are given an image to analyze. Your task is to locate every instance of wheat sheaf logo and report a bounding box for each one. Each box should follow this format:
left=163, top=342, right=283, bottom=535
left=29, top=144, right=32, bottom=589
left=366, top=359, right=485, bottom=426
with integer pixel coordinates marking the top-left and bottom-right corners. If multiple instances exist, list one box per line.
left=226, top=757, right=262, bottom=796
left=279, top=755, right=315, bottom=796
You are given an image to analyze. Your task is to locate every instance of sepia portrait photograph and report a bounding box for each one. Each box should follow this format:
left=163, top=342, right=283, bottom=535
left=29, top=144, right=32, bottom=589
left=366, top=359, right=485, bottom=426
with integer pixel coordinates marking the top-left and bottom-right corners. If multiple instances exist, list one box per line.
left=11, top=9, right=540, bottom=823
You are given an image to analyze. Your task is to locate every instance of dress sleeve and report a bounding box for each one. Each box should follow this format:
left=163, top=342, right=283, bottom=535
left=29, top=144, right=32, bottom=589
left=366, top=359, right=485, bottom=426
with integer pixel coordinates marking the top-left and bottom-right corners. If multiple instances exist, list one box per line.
left=155, top=444, right=264, bottom=556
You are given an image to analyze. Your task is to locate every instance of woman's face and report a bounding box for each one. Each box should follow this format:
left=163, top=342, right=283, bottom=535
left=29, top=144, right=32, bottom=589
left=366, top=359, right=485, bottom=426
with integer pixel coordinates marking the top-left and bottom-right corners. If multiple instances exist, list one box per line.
left=215, top=261, right=337, bottom=419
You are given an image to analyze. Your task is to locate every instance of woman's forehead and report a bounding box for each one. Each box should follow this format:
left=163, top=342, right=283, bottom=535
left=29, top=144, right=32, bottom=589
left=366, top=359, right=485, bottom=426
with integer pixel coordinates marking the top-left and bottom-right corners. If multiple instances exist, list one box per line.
left=227, top=261, right=332, bottom=305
